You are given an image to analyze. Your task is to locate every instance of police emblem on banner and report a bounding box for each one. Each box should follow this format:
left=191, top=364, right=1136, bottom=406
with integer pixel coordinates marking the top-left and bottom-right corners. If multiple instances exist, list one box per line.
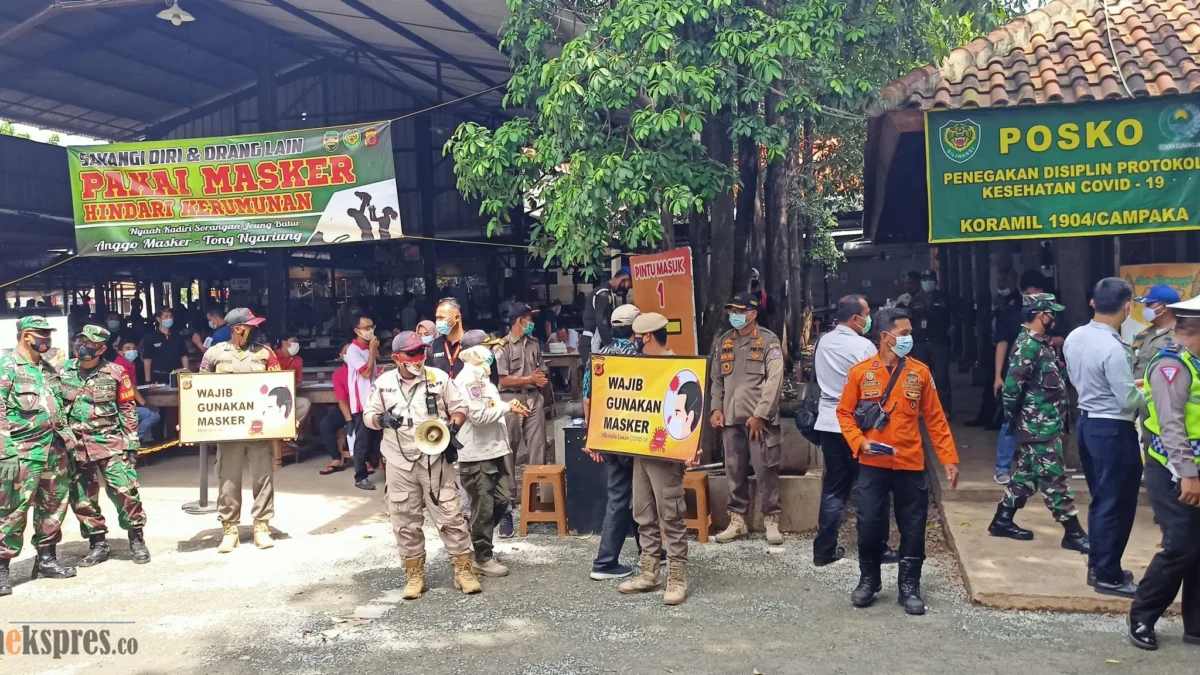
left=593, top=358, right=605, bottom=377
left=940, top=119, right=980, bottom=164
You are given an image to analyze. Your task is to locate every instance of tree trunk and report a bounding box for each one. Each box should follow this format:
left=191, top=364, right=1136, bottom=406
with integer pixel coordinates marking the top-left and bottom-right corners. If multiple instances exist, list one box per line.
left=733, top=96, right=758, bottom=284
left=701, top=107, right=736, bottom=354
left=691, top=208, right=709, bottom=318
left=661, top=202, right=675, bottom=250
left=790, top=117, right=816, bottom=359
left=763, top=89, right=790, bottom=338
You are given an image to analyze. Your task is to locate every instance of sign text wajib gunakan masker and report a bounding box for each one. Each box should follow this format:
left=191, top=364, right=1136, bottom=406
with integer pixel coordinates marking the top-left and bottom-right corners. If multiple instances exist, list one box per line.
left=925, top=97, right=1200, bottom=243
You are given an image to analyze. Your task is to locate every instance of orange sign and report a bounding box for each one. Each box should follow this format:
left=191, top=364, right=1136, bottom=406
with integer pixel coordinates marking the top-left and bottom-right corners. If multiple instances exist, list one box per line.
left=1120, top=263, right=1200, bottom=342
left=631, top=247, right=698, bottom=355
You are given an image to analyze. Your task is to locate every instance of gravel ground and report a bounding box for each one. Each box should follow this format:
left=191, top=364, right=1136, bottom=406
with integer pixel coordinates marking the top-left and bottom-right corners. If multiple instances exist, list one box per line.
left=6, top=504, right=1191, bottom=675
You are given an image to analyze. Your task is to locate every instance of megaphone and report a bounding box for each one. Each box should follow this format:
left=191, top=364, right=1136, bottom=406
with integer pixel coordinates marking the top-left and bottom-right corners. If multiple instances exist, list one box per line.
left=414, top=419, right=451, bottom=456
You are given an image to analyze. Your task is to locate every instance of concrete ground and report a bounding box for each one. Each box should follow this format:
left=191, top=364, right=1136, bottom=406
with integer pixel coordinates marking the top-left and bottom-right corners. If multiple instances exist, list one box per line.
left=1, top=449, right=1194, bottom=674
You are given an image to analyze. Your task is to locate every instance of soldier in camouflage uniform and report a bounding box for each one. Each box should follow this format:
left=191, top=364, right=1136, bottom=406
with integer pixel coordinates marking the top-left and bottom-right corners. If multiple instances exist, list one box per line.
left=987, top=294, right=1091, bottom=553
left=61, top=325, right=150, bottom=567
left=0, top=316, right=79, bottom=597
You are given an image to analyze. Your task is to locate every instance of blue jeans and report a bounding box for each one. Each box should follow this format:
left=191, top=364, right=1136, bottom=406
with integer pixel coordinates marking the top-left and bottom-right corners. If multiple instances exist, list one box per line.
left=136, top=406, right=160, bottom=442
left=1077, top=414, right=1142, bottom=584
left=593, top=454, right=636, bottom=571
left=995, top=423, right=1018, bottom=475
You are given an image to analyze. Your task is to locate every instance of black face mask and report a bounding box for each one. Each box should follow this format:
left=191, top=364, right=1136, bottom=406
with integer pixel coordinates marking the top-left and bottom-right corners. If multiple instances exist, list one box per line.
left=616, top=287, right=628, bottom=298
left=75, top=344, right=99, bottom=361
left=750, top=281, right=761, bottom=290
left=30, top=335, right=52, bottom=354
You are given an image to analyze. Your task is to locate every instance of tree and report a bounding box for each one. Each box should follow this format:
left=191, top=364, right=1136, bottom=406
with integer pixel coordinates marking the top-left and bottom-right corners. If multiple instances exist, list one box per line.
left=447, top=0, right=1018, bottom=351
left=0, top=120, right=31, bottom=140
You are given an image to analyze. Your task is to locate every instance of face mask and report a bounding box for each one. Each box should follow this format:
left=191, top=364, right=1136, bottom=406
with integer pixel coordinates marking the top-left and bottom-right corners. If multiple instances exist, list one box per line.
left=30, top=336, right=52, bottom=354
left=420, top=335, right=435, bottom=345
left=124, top=350, right=138, bottom=361
left=286, top=342, right=300, bottom=356
left=921, top=281, right=935, bottom=293
left=357, top=327, right=375, bottom=341
left=859, top=315, right=873, bottom=335
left=1142, top=306, right=1159, bottom=323
left=522, top=320, right=535, bottom=336
left=435, top=320, right=453, bottom=336
left=890, top=334, right=914, bottom=357
left=75, top=344, right=98, bottom=361
left=486, top=352, right=495, bottom=365
left=404, top=362, right=424, bottom=376
left=729, top=313, right=747, bottom=330
left=616, top=287, right=629, bottom=298
left=209, top=320, right=218, bottom=330
left=106, top=320, right=121, bottom=331
left=668, top=417, right=684, bottom=439
left=161, top=319, right=174, bottom=329
left=998, top=288, right=1011, bottom=297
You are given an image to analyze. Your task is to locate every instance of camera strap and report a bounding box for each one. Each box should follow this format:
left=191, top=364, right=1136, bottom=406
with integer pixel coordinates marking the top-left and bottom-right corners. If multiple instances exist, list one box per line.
left=878, top=357, right=907, bottom=413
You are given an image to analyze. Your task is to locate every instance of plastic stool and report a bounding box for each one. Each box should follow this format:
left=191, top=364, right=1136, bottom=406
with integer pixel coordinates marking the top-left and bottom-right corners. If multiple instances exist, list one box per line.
left=683, top=470, right=712, bottom=543
left=519, top=465, right=568, bottom=536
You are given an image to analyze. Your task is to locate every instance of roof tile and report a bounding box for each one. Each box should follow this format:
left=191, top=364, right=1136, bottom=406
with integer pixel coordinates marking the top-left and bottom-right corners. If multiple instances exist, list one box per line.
left=874, top=0, right=1200, bottom=112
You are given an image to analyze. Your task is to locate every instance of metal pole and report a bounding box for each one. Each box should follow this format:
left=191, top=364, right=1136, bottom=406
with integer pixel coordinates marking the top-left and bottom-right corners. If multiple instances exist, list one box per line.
left=182, top=443, right=217, bottom=514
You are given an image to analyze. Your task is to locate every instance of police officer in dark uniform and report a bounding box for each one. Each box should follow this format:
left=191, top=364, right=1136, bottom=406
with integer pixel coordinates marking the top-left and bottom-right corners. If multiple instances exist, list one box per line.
left=581, top=267, right=631, bottom=363
left=901, top=270, right=953, bottom=413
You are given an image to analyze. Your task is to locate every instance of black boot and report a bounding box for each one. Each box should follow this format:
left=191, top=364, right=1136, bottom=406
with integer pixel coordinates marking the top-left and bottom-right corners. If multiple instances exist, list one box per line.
left=79, top=534, right=111, bottom=567
left=851, top=559, right=882, bottom=608
left=897, top=557, right=926, bottom=615
left=987, top=504, right=1033, bottom=540
left=0, top=559, right=11, bottom=597
left=31, top=545, right=77, bottom=580
left=129, top=528, right=151, bottom=565
left=881, top=547, right=900, bottom=565
left=1060, top=515, right=1090, bottom=554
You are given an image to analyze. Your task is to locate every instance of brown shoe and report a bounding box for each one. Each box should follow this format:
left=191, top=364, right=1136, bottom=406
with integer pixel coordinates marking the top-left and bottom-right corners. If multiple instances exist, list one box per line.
left=217, top=521, right=239, bottom=554
left=402, top=557, right=427, bottom=599
left=618, top=554, right=662, bottom=594
left=663, top=561, right=688, bottom=605
left=452, top=553, right=482, bottom=594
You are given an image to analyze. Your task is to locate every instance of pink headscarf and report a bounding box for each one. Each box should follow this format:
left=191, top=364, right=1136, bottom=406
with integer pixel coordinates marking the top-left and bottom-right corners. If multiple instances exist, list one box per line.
left=416, top=320, right=436, bottom=338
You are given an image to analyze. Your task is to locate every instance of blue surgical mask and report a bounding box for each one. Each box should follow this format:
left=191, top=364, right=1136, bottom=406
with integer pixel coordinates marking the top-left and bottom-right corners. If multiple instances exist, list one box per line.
left=891, top=334, right=914, bottom=357
left=106, top=320, right=120, bottom=331
left=420, top=335, right=435, bottom=345
left=998, top=288, right=1011, bottom=297
left=860, top=315, right=873, bottom=335
left=486, top=352, right=495, bottom=365
left=522, top=320, right=535, bottom=336
left=435, top=320, right=452, bottom=336
left=729, top=313, right=747, bottom=330
left=161, top=318, right=174, bottom=329
left=123, top=349, right=138, bottom=361
left=209, top=320, right=218, bottom=330
left=920, top=281, right=935, bottom=293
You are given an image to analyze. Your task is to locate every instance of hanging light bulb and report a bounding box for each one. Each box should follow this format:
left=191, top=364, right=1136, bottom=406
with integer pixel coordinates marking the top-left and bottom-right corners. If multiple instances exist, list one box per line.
left=156, top=1, right=195, bottom=27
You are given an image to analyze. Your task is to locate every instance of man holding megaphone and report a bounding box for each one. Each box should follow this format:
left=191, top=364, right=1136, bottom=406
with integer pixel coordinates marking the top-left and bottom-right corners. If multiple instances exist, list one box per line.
left=364, top=332, right=478, bottom=600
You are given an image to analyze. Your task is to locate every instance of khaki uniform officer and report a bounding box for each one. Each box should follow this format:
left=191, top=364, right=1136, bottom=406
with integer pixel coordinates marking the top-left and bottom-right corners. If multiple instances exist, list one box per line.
left=496, top=302, right=549, bottom=485
left=364, top=331, right=480, bottom=600
left=710, top=292, right=786, bottom=545
left=1132, top=285, right=1180, bottom=451
left=198, top=308, right=281, bottom=554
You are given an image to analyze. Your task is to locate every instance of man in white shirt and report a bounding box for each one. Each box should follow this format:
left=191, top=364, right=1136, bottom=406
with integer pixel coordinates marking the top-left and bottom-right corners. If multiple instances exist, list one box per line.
left=811, top=295, right=896, bottom=566
left=1063, top=277, right=1143, bottom=598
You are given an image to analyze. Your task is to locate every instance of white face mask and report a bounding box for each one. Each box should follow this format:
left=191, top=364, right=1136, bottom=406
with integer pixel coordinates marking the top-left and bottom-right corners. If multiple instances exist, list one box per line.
left=286, top=342, right=300, bottom=356
left=1142, top=306, right=1158, bottom=324
left=404, top=362, right=424, bottom=376
left=667, top=416, right=684, bottom=439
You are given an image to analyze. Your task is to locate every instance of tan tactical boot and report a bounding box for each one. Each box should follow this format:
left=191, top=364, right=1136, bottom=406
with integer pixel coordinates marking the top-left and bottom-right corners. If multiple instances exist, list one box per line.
left=764, top=514, right=784, bottom=545
left=452, top=553, right=482, bottom=594
left=663, top=561, right=688, bottom=605
left=714, top=512, right=748, bottom=543
left=217, top=522, right=239, bottom=554
left=473, top=557, right=510, bottom=577
left=402, top=557, right=427, bottom=600
left=618, top=554, right=662, bottom=594
left=253, top=520, right=275, bottom=549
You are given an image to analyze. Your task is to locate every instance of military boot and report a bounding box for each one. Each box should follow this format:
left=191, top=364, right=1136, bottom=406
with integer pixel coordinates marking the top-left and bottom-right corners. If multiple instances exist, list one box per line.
left=217, top=521, right=239, bottom=554
left=31, top=545, right=76, bottom=580
left=129, top=528, right=151, bottom=564
left=78, top=534, right=111, bottom=567
left=897, top=557, right=926, bottom=615
left=253, top=520, right=275, bottom=549
left=402, top=557, right=426, bottom=600
left=452, top=553, right=482, bottom=594
left=714, top=512, right=748, bottom=543
left=618, top=554, right=662, bottom=594
left=763, top=514, right=784, bottom=545
left=0, top=559, right=11, bottom=597
left=473, top=557, right=509, bottom=577
left=663, top=561, right=688, bottom=606
left=1060, top=515, right=1090, bottom=554
left=987, top=504, right=1033, bottom=540
left=851, top=558, right=882, bottom=608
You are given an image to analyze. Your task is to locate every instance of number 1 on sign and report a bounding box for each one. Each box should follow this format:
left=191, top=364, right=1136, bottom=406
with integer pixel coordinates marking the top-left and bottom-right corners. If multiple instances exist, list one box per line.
left=656, top=280, right=665, bottom=307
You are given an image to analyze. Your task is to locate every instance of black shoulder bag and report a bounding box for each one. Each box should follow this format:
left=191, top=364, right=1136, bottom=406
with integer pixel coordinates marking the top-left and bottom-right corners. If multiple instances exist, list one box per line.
left=853, top=358, right=907, bottom=432
left=793, top=334, right=826, bottom=445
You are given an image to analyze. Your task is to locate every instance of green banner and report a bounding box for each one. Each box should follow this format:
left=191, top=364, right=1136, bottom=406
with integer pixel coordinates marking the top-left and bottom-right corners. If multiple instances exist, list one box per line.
left=68, top=122, right=399, bottom=257
left=925, top=97, right=1200, bottom=243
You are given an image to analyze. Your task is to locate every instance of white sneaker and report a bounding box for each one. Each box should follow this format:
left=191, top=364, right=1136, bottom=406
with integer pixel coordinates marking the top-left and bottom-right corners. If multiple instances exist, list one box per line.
left=994, top=472, right=1011, bottom=485
left=473, top=558, right=510, bottom=577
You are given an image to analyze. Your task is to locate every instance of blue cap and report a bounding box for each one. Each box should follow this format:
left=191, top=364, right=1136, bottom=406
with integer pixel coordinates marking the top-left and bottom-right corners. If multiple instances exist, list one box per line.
left=1135, top=284, right=1181, bottom=305
left=617, top=265, right=631, bottom=278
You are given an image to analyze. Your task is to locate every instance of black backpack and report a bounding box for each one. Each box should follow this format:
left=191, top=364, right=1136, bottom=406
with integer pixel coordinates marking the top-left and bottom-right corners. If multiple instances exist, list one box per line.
left=793, top=334, right=825, bottom=445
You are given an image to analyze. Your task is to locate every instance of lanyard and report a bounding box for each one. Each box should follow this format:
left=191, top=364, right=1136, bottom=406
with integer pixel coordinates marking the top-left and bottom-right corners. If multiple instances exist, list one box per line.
left=397, top=377, right=421, bottom=412
left=444, top=341, right=462, bottom=365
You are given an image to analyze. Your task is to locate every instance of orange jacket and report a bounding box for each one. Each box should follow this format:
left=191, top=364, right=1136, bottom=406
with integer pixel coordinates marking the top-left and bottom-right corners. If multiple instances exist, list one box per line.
left=836, top=354, right=959, bottom=471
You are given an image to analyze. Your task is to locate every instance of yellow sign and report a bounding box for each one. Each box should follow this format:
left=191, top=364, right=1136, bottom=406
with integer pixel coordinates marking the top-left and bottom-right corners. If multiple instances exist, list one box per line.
left=179, top=371, right=297, bottom=443
left=585, top=355, right=707, bottom=463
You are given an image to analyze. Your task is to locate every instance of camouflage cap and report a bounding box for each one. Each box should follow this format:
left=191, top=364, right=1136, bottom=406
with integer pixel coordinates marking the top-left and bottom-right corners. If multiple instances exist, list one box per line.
left=1023, top=292, right=1065, bottom=313
left=17, top=315, right=55, bottom=332
left=77, top=324, right=111, bottom=343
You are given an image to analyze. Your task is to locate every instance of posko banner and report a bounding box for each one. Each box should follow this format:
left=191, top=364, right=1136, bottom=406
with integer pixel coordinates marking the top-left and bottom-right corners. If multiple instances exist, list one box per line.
left=630, top=247, right=699, bottom=355
left=179, top=371, right=297, bottom=444
left=926, top=98, right=1200, bottom=243
left=584, top=355, right=707, bottom=463
left=68, top=122, right=398, bottom=256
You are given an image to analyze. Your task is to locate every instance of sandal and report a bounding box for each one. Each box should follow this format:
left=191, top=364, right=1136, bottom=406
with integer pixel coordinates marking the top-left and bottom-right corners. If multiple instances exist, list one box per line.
left=319, top=464, right=345, bottom=475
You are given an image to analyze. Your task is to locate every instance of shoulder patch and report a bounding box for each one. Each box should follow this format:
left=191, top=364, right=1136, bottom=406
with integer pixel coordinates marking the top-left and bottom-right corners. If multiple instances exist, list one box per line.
left=468, top=382, right=484, bottom=399
left=1161, top=365, right=1181, bottom=384
left=767, top=346, right=782, bottom=361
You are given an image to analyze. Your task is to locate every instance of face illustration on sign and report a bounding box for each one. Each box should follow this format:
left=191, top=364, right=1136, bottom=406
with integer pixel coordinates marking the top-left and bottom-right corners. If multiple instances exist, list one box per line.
left=663, top=370, right=702, bottom=441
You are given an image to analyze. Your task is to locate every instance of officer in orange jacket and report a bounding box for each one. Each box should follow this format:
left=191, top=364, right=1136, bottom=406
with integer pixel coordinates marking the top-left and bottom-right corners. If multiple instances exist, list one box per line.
left=837, top=306, right=959, bottom=615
